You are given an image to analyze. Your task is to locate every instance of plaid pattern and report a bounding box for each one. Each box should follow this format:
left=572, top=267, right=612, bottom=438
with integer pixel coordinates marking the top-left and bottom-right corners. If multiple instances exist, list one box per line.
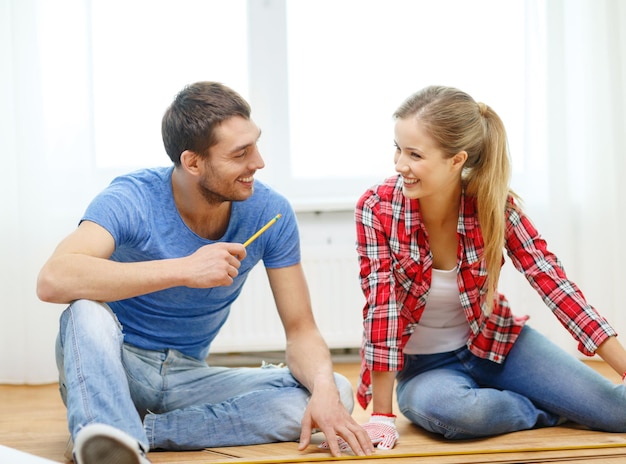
left=354, top=175, right=616, bottom=408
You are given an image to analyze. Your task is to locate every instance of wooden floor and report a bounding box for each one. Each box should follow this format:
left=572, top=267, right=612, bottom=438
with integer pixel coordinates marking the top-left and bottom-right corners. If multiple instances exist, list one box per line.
left=1, top=358, right=626, bottom=463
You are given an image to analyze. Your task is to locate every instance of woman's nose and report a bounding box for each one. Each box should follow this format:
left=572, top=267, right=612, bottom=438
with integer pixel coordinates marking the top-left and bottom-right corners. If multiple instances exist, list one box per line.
left=394, top=152, right=408, bottom=173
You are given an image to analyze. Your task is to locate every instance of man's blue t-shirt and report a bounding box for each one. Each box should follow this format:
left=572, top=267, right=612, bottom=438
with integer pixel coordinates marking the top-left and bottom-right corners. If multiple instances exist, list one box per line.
left=82, top=166, right=300, bottom=360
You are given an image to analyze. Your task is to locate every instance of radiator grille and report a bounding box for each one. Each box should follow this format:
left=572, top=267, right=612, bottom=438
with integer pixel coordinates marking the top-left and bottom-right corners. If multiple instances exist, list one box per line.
left=210, top=247, right=364, bottom=353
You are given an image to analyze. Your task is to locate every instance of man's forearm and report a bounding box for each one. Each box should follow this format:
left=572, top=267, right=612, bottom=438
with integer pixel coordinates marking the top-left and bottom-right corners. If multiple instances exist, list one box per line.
left=37, top=255, right=185, bottom=304
left=285, top=330, right=336, bottom=392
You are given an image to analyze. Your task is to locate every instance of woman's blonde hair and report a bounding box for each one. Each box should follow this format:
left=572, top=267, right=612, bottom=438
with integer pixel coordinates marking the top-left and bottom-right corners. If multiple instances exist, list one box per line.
left=394, top=85, right=518, bottom=314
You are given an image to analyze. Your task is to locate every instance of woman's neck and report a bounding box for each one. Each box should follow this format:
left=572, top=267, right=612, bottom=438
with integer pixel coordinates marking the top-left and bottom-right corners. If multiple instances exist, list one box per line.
left=419, top=184, right=462, bottom=228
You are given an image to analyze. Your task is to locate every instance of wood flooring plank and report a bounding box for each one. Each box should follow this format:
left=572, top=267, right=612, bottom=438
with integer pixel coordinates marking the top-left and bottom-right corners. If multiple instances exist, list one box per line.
left=1, top=360, right=623, bottom=464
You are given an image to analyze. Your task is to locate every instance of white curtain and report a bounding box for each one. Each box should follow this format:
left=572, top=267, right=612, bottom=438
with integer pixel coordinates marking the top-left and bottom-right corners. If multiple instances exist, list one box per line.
left=500, top=0, right=626, bottom=355
left=2, top=0, right=625, bottom=383
left=1, top=0, right=104, bottom=383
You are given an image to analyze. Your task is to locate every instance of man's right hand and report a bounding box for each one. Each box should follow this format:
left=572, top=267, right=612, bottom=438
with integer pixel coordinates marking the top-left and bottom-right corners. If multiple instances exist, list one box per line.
left=184, top=242, right=246, bottom=288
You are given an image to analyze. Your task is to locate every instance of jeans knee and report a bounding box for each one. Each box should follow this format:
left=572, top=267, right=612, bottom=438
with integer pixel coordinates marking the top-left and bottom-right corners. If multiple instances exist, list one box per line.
left=400, top=402, right=481, bottom=439
left=59, top=299, right=123, bottom=353
left=65, top=300, right=120, bottom=332
left=399, top=384, right=487, bottom=439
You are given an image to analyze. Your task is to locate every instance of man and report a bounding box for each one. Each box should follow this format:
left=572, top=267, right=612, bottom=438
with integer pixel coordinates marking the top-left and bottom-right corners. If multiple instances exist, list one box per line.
left=37, top=82, right=373, bottom=464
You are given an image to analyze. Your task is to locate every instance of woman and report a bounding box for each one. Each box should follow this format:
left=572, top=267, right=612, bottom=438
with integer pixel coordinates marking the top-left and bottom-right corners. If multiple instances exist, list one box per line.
left=354, top=85, right=626, bottom=446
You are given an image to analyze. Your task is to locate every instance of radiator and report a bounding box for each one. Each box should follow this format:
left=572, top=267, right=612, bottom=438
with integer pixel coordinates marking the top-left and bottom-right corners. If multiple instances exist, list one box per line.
left=210, top=246, right=364, bottom=353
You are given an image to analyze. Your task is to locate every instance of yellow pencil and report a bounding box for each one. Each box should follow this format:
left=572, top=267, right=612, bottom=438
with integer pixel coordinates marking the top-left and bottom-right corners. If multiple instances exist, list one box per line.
left=243, top=214, right=282, bottom=247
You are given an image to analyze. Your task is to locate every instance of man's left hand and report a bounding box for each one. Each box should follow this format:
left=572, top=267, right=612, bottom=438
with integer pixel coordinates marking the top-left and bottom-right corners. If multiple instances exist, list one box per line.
left=297, top=385, right=374, bottom=457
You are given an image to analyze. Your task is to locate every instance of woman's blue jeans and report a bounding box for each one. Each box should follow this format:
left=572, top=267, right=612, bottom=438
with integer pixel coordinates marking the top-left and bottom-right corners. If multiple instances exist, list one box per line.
left=396, top=325, right=626, bottom=439
left=55, top=299, right=355, bottom=451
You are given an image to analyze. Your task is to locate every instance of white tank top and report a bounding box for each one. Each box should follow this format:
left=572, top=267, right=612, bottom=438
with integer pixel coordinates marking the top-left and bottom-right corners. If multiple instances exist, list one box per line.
left=403, top=266, right=470, bottom=355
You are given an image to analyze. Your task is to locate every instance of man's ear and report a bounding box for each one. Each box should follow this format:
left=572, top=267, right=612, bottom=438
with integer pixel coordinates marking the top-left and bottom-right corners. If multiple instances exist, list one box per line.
left=180, top=150, right=202, bottom=175
left=451, top=150, right=468, bottom=171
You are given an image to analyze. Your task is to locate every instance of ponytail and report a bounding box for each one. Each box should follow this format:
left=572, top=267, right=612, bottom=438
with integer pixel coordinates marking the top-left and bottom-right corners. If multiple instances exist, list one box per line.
left=464, top=103, right=517, bottom=314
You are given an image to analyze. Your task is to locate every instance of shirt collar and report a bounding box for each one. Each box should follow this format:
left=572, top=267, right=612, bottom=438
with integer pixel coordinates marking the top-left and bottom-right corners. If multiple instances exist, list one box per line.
left=457, top=190, right=479, bottom=237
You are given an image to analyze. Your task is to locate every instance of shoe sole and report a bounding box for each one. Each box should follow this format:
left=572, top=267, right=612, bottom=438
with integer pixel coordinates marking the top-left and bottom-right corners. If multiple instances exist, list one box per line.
left=75, top=435, right=140, bottom=464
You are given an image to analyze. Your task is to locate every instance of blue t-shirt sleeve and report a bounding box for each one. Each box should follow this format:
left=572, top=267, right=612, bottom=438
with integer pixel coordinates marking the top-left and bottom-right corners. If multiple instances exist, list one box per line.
left=260, top=196, right=300, bottom=269
left=82, top=175, right=150, bottom=249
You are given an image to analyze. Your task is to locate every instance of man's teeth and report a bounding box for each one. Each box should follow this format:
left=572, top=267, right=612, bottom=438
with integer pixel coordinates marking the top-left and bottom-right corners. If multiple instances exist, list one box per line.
left=404, top=178, right=418, bottom=184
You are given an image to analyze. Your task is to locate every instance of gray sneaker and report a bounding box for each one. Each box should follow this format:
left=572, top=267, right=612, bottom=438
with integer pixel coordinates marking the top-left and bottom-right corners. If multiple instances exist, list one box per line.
left=72, top=423, right=151, bottom=464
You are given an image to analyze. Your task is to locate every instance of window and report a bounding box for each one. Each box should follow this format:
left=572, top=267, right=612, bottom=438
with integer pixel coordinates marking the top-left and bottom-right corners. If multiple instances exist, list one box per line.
left=91, top=0, right=248, bottom=170
left=90, top=0, right=530, bottom=209
left=285, top=0, right=527, bottom=182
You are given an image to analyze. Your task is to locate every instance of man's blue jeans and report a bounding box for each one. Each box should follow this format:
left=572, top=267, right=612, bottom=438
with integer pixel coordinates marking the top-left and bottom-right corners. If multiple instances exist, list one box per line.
left=56, top=299, right=355, bottom=451
left=396, top=326, right=626, bottom=439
